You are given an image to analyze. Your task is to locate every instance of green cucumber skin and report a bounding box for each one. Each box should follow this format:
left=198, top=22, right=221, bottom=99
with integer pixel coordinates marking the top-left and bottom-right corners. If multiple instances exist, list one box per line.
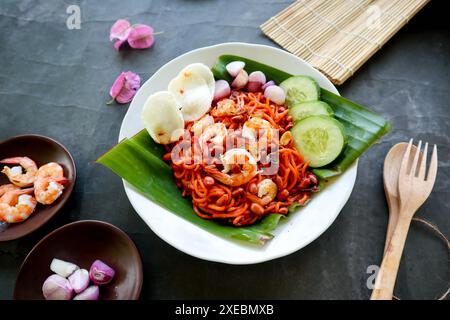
left=289, top=101, right=334, bottom=122
left=291, top=116, right=347, bottom=168
left=279, top=76, right=321, bottom=106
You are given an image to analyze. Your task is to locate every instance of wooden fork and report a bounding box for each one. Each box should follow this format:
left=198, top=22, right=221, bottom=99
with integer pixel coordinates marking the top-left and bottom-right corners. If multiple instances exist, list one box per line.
left=371, top=140, right=438, bottom=300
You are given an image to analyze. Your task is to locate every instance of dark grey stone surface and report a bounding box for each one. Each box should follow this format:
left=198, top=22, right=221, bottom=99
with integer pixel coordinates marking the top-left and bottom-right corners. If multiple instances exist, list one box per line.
left=0, top=0, right=448, bottom=300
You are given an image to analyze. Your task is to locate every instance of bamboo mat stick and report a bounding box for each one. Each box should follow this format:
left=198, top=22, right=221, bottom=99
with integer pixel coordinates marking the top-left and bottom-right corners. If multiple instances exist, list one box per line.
left=261, top=0, right=431, bottom=84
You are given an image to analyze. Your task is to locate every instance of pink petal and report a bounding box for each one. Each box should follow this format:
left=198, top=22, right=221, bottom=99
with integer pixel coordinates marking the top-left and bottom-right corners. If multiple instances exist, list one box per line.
left=109, top=72, right=127, bottom=99
left=113, top=39, right=128, bottom=51
left=127, top=25, right=155, bottom=49
left=110, top=71, right=141, bottom=104
left=110, top=19, right=131, bottom=41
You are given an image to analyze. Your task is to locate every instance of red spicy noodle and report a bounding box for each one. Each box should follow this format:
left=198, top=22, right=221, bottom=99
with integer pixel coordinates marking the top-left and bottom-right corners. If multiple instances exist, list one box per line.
left=162, top=91, right=319, bottom=226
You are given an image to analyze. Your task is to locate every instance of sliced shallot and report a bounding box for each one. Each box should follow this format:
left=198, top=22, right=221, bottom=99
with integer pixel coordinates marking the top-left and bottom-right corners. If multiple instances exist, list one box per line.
left=68, top=269, right=90, bottom=294
left=264, top=85, right=286, bottom=105
left=42, top=274, right=73, bottom=300
left=231, top=69, right=248, bottom=89
left=213, top=80, right=231, bottom=101
left=262, top=80, right=275, bottom=90
left=73, top=285, right=100, bottom=300
left=225, top=61, right=245, bottom=77
left=247, top=71, right=266, bottom=92
left=50, top=258, right=79, bottom=278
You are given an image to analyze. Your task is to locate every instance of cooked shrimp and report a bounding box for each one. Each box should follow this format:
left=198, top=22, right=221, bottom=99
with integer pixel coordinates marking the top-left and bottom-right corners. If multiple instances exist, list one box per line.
left=34, top=177, right=68, bottom=205
left=36, top=162, right=64, bottom=179
left=1, top=157, right=38, bottom=187
left=242, top=117, right=274, bottom=141
left=0, top=188, right=37, bottom=223
left=257, top=179, right=278, bottom=205
left=242, top=118, right=277, bottom=162
left=199, top=123, right=227, bottom=147
left=211, top=99, right=245, bottom=117
left=191, top=114, right=214, bottom=136
left=0, top=184, right=21, bottom=228
left=204, top=148, right=258, bottom=186
left=0, top=184, right=20, bottom=197
left=34, top=162, right=68, bottom=205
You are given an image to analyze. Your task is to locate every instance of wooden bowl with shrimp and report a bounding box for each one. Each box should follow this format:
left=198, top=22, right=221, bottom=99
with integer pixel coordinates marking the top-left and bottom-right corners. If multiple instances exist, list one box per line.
left=0, top=135, right=76, bottom=241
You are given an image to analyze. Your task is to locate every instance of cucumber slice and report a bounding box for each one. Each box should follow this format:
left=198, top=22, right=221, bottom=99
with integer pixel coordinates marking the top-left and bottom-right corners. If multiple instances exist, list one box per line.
left=291, top=115, right=347, bottom=168
left=289, top=101, right=334, bottom=122
left=279, top=76, right=320, bottom=106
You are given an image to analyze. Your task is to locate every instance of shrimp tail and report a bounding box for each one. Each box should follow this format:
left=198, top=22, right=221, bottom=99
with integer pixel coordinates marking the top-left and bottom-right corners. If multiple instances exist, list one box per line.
left=53, top=177, right=70, bottom=185
left=20, top=188, right=35, bottom=195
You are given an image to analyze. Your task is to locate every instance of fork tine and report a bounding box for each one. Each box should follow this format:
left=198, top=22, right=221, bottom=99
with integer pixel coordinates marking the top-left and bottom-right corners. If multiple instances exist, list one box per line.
left=399, top=139, right=413, bottom=177
left=426, top=145, right=438, bottom=182
left=417, top=142, right=428, bottom=179
left=410, top=140, right=422, bottom=176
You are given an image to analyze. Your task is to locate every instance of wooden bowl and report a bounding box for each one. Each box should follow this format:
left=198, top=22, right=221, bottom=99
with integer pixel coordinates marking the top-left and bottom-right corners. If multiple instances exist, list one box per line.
left=14, top=220, right=143, bottom=300
left=0, top=135, right=76, bottom=241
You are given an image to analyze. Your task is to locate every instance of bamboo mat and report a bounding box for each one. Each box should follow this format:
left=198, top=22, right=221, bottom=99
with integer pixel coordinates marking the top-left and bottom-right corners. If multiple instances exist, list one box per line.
left=261, top=0, right=430, bottom=85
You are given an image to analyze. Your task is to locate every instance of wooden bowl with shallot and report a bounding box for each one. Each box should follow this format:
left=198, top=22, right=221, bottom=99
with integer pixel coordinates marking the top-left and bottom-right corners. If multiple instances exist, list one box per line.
left=14, top=220, right=143, bottom=300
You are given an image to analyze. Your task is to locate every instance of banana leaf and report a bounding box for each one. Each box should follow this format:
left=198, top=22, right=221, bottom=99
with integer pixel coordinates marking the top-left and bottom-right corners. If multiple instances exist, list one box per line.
left=97, top=130, right=283, bottom=245
left=211, top=55, right=391, bottom=179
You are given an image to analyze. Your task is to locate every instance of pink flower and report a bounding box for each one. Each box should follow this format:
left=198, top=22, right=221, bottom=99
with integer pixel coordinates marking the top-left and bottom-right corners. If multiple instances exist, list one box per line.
left=127, top=25, right=155, bottom=49
left=108, top=71, right=141, bottom=104
left=109, top=19, right=157, bottom=50
left=110, top=19, right=132, bottom=50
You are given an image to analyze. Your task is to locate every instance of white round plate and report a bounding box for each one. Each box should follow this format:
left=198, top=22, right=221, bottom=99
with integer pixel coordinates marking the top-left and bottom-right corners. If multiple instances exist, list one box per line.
left=119, top=42, right=357, bottom=264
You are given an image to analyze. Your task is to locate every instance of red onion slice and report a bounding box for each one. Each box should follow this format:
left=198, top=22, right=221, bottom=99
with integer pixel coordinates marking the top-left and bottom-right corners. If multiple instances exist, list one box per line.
left=89, top=259, right=115, bottom=285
